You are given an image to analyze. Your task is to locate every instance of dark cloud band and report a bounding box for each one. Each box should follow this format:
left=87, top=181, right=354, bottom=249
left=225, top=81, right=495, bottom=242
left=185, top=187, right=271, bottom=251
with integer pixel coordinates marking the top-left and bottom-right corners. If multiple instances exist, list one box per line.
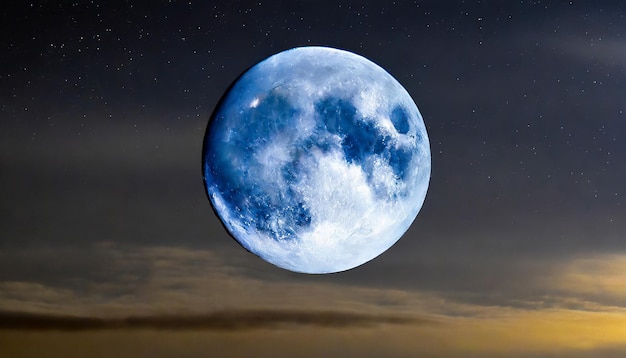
left=0, top=309, right=433, bottom=331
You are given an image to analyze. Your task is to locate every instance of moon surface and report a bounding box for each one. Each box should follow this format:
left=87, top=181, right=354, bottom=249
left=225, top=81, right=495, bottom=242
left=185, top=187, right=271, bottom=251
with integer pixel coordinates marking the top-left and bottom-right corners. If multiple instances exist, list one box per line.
left=203, top=46, right=430, bottom=274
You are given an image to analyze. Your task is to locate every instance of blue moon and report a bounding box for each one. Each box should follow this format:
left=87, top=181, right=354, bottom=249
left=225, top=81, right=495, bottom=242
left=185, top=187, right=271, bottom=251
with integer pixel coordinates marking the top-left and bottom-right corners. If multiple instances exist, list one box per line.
left=203, top=46, right=430, bottom=274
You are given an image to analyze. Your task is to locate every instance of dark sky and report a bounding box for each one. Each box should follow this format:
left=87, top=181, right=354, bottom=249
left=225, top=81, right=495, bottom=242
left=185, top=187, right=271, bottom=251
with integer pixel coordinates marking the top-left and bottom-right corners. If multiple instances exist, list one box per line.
left=1, top=1, right=625, bottom=357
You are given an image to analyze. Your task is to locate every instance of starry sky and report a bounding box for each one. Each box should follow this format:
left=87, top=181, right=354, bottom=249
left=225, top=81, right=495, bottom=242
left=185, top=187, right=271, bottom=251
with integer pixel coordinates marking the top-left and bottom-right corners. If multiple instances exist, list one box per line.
left=1, top=1, right=625, bottom=357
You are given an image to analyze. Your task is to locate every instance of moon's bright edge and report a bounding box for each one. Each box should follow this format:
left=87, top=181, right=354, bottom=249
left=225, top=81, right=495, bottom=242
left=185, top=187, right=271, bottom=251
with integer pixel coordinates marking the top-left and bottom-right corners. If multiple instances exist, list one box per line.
left=203, top=47, right=431, bottom=273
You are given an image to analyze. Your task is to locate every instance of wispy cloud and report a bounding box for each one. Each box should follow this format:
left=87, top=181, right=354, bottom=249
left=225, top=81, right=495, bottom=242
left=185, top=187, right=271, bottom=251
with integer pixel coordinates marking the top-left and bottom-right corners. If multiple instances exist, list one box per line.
left=552, top=254, right=626, bottom=305
left=2, top=244, right=626, bottom=316
left=553, top=35, right=626, bottom=67
left=0, top=243, right=447, bottom=317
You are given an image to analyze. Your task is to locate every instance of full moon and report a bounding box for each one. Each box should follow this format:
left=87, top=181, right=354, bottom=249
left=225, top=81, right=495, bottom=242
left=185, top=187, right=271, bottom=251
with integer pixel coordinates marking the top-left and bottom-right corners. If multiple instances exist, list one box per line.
left=203, top=46, right=430, bottom=274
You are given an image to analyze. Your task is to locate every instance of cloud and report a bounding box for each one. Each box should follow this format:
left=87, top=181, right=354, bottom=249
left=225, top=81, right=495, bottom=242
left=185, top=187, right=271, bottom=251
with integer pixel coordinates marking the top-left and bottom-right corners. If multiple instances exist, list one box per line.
left=1, top=244, right=626, bottom=357
left=2, top=244, right=626, bottom=317
left=0, top=243, right=446, bottom=317
left=530, top=253, right=626, bottom=311
left=0, top=309, right=428, bottom=331
left=554, top=254, right=626, bottom=299
left=553, top=35, right=626, bottom=67
left=1, top=115, right=205, bottom=171
left=1, top=310, right=625, bottom=358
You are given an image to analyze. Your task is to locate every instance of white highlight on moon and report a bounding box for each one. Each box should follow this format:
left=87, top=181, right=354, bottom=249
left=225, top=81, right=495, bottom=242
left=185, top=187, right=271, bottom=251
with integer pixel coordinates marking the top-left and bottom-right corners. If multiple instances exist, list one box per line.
left=204, top=47, right=431, bottom=273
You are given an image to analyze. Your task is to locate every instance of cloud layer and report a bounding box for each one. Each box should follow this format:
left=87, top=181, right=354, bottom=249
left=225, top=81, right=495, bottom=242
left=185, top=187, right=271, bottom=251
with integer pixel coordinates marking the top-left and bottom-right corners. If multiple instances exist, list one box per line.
left=0, top=243, right=625, bottom=357
left=0, top=309, right=425, bottom=331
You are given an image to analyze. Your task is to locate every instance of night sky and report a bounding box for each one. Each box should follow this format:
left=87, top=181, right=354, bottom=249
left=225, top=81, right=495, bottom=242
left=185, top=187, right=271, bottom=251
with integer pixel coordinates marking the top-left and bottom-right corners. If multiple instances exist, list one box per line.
left=2, top=1, right=625, bottom=357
